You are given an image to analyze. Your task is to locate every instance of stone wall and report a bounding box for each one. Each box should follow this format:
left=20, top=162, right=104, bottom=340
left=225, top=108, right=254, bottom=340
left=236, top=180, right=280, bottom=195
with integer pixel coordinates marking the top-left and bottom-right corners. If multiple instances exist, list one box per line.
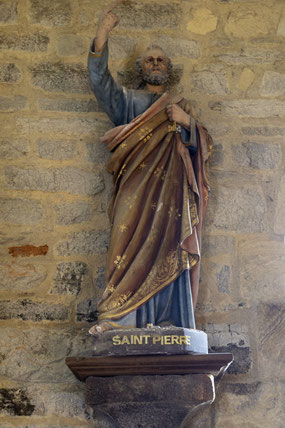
left=0, top=0, right=284, bottom=426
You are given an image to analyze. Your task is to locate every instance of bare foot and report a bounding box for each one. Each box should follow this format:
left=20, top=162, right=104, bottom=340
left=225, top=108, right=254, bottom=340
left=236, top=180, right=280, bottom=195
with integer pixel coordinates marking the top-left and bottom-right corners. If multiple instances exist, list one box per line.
left=89, top=321, right=114, bottom=336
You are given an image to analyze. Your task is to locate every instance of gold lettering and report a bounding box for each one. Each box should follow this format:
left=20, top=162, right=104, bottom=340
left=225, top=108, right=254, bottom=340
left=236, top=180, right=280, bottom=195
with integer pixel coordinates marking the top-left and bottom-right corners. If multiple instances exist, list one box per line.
left=121, top=335, right=130, bottom=345
left=171, top=335, right=179, bottom=345
left=186, top=336, right=191, bottom=345
left=112, top=335, right=121, bottom=346
left=112, top=334, right=192, bottom=346
left=164, top=335, right=171, bottom=345
left=142, top=335, right=151, bottom=344
left=133, top=335, right=143, bottom=345
left=153, top=335, right=162, bottom=344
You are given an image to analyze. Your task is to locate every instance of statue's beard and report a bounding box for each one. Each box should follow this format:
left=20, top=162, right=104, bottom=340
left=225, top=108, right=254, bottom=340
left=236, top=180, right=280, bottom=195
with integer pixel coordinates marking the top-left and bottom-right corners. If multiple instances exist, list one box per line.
left=142, top=70, right=168, bottom=86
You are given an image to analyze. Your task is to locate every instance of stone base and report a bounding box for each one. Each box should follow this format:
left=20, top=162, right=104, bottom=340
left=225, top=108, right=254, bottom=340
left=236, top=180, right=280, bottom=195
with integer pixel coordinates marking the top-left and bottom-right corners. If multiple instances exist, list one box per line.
left=86, top=374, right=214, bottom=428
left=92, top=326, right=208, bottom=356
left=66, top=349, right=233, bottom=428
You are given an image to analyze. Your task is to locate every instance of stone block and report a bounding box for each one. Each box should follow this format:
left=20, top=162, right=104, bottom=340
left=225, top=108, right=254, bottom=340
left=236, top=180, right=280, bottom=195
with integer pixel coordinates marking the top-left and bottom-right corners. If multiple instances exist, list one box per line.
left=209, top=99, right=285, bottom=117
left=92, top=196, right=108, bottom=214
left=0, top=1, right=17, bottom=23
left=95, top=266, right=105, bottom=289
left=257, top=302, right=285, bottom=377
left=39, top=97, right=98, bottom=112
left=217, top=48, right=282, bottom=64
left=241, top=126, right=285, bottom=137
left=197, top=261, right=235, bottom=315
left=0, top=262, right=47, bottom=291
left=77, top=298, right=99, bottom=322
left=238, top=237, right=285, bottom=302
left=116, top=3, right=181, bottom=29
left=191, top=71, right=228, bottom=95
left=0, top=32, right=49, bottom=51
left=57, top=34, right=86, bottom=56
left=29, top=0, right=71, bottom=26
left=205, top=323, right=251, bottom=375
left=238, top=68, right=255, bottom=91
left=0, top=198, right=43, bottom=225
left=16, top=117, right=109, bottom=137
left=225, top=9, right=272, bottom=38
left=275, top=174, right=285, bottom=234
left=201, top=260, right=231, bottom=294
left=232, top=142, right=281, bottom=169
left=0, top=95, right=27, bottom=112
left=0, top=139, right=28, bottom=159
left=86, top=374, right=214, bottom=428
left=55, top=201, right=92, bottom=225
left=187, top=8, right=218, bottom=35
left=153, top=35, right=200, bottom=58
left=215, top=381, right=284, bottom=427
left=206, top=185, right=266, bottom=232
left=215, top=345, right=251, bottom=375
left=87, top=374, right=214, bottom=405
left=5, top=166, right=104, bottom=196
left=0, top=63, right=21, bottom=82
left=0, top=299, right=69, bottom=321
left=56, top=230, right=109, bottom=256
left=107, top=36, right=137, bottom=60
left=0, top=327, right=92, bottom=382
left=36, top=139, right=77, bottom=160
left=216, top=264, right=231, bottom=294
left=25, top=384, right=87, bottom=419
left=52, top=261, right=87, bottom=295
left=209, top=143, right=224, bottom=167
left=260, top=71, right=285, bottom=97
left=31, top=62, right=89, bottom=94
left=0, top=388, right=34, bottom=416
left=58, top=168, right=104, bottom=195
left=202, top=235, right=235, bottom=258
left=0, top=233, right=30, bottom=246
left=86, top=140, right=110, bottom=164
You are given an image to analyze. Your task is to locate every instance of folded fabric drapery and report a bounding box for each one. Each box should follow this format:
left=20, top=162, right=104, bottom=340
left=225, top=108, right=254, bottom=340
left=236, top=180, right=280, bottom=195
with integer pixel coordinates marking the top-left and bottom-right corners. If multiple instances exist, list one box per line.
left=96, top=93, right=212, bottom=323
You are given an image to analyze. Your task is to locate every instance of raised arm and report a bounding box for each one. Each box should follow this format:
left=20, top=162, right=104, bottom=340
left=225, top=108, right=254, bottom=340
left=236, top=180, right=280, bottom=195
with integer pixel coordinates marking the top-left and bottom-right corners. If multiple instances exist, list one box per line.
left=94, top=1, right=119, bottom=52
left=88, top=2, right=128, bottom=126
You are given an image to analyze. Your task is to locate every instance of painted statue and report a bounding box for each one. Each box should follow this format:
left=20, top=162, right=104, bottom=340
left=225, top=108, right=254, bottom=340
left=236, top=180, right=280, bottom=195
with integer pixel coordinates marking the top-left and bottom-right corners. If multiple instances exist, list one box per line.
left=88, top=2, right=212, bottom=335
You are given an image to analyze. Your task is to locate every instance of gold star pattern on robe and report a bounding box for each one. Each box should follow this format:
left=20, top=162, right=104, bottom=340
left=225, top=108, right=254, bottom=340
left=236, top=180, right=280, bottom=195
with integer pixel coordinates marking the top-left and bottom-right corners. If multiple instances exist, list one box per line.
left=114, top=255, right=127, bottom=270
left=119, top=224, right=128, bottom=232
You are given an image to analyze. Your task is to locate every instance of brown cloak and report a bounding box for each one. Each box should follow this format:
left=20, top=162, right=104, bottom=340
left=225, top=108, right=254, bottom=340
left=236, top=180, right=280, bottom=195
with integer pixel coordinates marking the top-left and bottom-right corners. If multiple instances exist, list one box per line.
left=97, top=92, right=212, bottom=322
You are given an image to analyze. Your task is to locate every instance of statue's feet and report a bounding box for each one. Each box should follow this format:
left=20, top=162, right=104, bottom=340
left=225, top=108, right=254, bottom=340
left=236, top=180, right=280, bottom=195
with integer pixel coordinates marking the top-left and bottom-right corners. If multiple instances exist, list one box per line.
left=89, top=321, right=114, bottom=336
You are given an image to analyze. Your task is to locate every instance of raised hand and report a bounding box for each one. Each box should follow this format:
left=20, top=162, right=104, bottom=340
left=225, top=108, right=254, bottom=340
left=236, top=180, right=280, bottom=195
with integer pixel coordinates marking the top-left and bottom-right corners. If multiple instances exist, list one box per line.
left=99, top=1, right=120, bottom=34
left=95, top=1, right=121, bottom=51
left=166, top=104, right=190, bottom=129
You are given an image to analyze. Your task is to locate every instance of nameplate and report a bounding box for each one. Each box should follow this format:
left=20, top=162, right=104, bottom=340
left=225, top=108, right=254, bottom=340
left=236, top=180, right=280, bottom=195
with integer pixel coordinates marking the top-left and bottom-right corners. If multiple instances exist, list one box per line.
left=112, top=334, right=191, bottom=346
left=93, top=327, right=208, bottom=356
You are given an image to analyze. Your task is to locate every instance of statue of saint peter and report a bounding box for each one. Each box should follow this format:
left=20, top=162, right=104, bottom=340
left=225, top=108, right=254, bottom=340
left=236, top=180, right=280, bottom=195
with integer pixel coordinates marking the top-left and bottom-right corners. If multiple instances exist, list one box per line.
left=88, top=2, right=212, bottom=335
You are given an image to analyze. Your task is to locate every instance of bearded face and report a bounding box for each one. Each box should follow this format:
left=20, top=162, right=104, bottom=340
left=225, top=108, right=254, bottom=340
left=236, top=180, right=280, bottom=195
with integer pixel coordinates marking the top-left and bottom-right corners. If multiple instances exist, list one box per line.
left=141, top=68, right=169, bottom=86
left=139, top=48, right=170, bottom=87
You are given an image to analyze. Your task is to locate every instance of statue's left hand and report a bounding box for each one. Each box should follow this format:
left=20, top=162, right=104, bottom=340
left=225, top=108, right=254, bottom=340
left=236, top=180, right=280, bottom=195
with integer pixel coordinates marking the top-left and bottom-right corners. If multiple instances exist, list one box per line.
left=166, top=104, right=190, bottom=130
